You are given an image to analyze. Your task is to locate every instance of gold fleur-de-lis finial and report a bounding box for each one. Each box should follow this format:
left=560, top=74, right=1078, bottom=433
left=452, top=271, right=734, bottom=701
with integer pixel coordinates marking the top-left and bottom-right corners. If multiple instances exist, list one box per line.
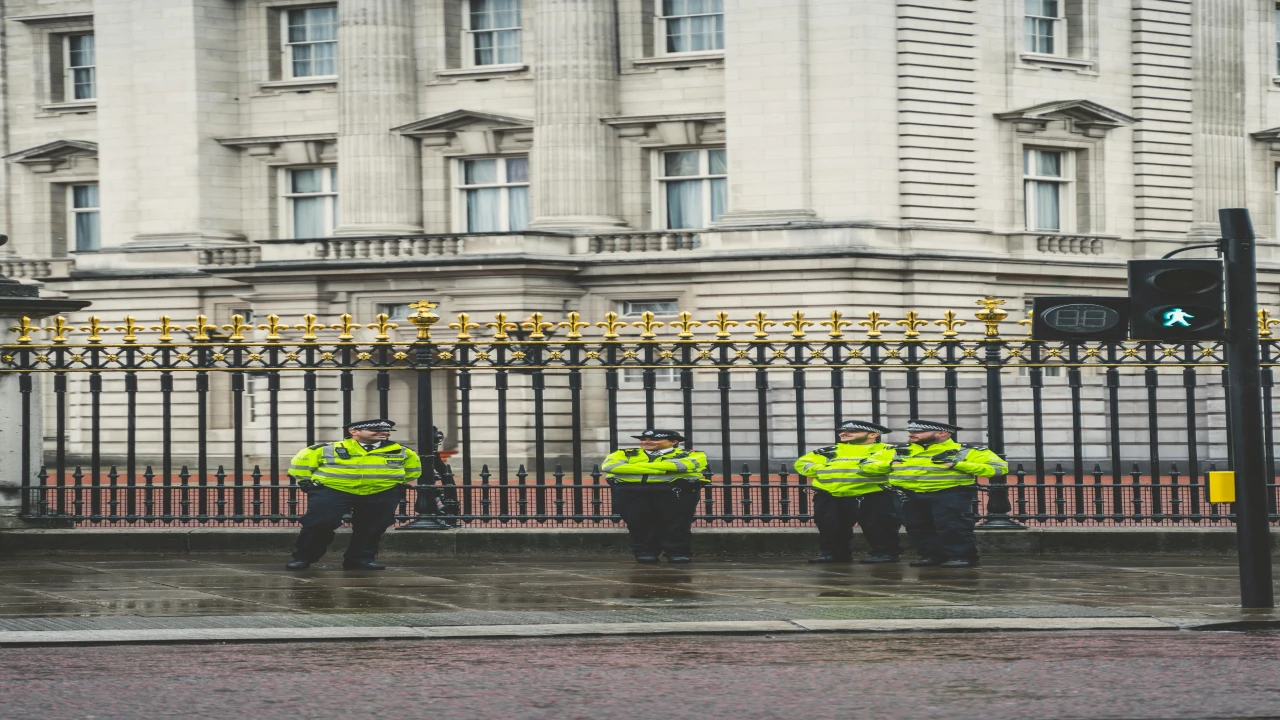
left=595, top=311, right=625, bottom=340
left=521, top=312, right=555, bottom=340
left=895, top=311, right=928, bottom=339
left=556, top=311, right=588, bottom=340
left=708, top=312, right=739, bottom=339
left=79, top=316, right=106, bottom=344
left=294, top=314, right=324, bottom=342
left=114, top=316, right=142, bottom=343
left=258, top=314, right=288, bottom=342
left=407, top=300, right=441, bottom=341
left=1259, top=309, right=1280, bottom=338
left=330, top=313, right=358, bottom=342
left=44, top=316, right=74, bottom=344
left=975, top=296, right=1008, bottom=338
left=222, top=314, right=253, bottom=342
left=366, top=313, right=399, bottom=341
left=186, top=315, right=217, bottom=342
left=9, top=316, right=38, bottom=344
left=149, top=316, right=177, bottom=343
left=783, top=311, right=813, bottom=339
left=820, top=311, right=852, bottom=339
left=857, top=311, right=889, bottom=339
left=934, top=310, right=967, bottom=339
left=632, top=311, right=665, bottom=340
left=745, top=312, right=776, bottom=339
left=486, top=312, right=519, bottom=340
left=672, top=311, right=701, bottom=339
left=1018, top=309, right=1033, bottom=337
left=450, top=313, right=481, bottom=340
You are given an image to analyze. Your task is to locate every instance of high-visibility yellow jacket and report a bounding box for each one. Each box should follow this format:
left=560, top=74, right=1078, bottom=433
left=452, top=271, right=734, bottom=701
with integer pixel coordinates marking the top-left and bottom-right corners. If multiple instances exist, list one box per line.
left=601, top=447, right=709, bottom=483
left=288, top=438, right=422, bottom=495
left=881, top=439, right=1008, bottom=492
left=794, top=442, right=894, bottom=497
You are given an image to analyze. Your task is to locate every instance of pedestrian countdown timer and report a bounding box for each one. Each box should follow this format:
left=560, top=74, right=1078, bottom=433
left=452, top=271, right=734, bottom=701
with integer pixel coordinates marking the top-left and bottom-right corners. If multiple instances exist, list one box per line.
left=1030, top=296, right=1130, bottom=341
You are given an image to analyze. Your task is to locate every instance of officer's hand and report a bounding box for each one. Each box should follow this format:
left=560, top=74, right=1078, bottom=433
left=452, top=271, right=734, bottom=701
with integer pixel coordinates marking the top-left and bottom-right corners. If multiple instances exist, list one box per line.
left=296, top=479, right=320, bottom=492
left=938, top=462, right=956, bottom=469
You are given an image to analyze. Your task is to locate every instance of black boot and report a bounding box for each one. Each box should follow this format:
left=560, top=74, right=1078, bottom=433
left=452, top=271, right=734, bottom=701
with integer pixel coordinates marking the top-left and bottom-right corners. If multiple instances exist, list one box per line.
left=859, top=555, right=900, bottom=564
left=342, top=560, right=387, bottom=570
left=909, top=557, right=943, bottom=567
left=939, top=559, right=980, bottom=568
left=284, top=560, right=312, bottom=570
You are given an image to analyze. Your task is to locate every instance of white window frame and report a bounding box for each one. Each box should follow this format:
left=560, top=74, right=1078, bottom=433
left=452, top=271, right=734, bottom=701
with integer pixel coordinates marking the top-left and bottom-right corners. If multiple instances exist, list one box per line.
left=282, top=5, right=338, bottom=80
left=280, top=166, right=339, bottom=239
left=653, top=148, right=727, bottom=230
left=376, top=303, right=413, bottom=322
left=621, top=299, right=681, bottom=317
left=68, top=183, right=100, bottom=252
left=1023, top=148, right=1075, bottom=233
left=1275, top=6, right=1280, bottom=76
left=463, top=0, right=523, bottom=68
left=656, top=0, right=725, bottom=56
left=620, top=299, right=681, bottom=384
left=64, top=33, right=96, bottom=101
left=452, top=156, right=530, bottom=233
left=1024, top=0, right=1065, bottom=56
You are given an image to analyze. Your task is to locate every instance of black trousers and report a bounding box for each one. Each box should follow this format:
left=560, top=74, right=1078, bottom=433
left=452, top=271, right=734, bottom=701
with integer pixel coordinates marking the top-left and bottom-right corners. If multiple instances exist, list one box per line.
left=293, top=486, right=400, bottom=564
left=611, top=483, right=701, bottom=557
left=900, top=486, right=978, bottom=562
left=812, top=489, right=902, bottom=558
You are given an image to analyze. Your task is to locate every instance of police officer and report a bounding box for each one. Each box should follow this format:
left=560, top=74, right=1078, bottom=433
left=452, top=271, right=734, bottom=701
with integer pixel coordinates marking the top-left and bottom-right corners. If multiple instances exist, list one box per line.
left=794, top=420, right=901, bottom=564
left=602, top=429, right=709, bottom=563
left=285, top=419, right=422, bottom=570
left=889, top=420, right=1008, bottom=568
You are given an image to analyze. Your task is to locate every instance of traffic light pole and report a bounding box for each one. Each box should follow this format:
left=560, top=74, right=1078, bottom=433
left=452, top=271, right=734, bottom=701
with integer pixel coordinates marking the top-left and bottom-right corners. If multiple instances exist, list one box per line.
left=1219, top=208, right=1275, bottom=610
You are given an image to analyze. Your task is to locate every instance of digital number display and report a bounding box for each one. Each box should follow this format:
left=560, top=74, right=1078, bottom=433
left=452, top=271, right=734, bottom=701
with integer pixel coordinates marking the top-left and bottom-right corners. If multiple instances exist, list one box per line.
left=1042, top=304, right=1121, bottom=333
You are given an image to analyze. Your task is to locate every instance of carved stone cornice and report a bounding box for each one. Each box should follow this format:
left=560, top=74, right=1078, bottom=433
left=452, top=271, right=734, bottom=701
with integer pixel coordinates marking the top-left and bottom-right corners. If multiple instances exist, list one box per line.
left=393, top=110, right=534, bottom=154
left=603, top=112, right=726, bottom=147
left=3, top=139, right=98, bottom=173
left=215, top=133, right=337, bottom=165
left=995, top=100, right=1136, bottom=138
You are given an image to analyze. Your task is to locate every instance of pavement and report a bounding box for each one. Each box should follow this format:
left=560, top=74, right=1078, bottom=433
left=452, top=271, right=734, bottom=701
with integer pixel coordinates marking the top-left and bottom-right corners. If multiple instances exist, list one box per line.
left=0, top=554, right=1275, bottom=645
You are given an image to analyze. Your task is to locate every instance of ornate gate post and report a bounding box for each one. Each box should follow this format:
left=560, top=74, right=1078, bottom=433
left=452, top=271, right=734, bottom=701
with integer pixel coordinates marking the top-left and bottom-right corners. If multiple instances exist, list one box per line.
left=976, top=296, right=1024, bottom=530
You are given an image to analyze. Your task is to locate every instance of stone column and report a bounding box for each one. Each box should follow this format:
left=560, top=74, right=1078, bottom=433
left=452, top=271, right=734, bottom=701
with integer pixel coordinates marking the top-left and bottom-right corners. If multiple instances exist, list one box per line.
left=1189, top=0, right=1246, bottom=238
left=714, top=0, right=819, bottom=227
left=527, top=0, right=626, bottom=231
left=334, top=0, right=423, bottom=236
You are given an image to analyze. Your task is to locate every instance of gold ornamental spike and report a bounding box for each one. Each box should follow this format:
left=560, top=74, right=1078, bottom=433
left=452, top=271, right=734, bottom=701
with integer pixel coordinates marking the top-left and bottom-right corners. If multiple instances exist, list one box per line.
left=671, top=311, right=701, bottom=340
left=486, top=312, right=519, bottom=340
left=45, top=316, right=74, bottom=344
left=9, top=316, right=38, bottom=344
left=595, top=311, right=625, bottom=340
left=1259, top=309, right=1280, bottom=338
left=1018, top=309, right=1033, bottom=337
left=632, top=311, right=665, bottom=340
left=407, top=300, right=441, bottom=341
left=294, top=314, right=324, bottom=343
left=820, top=311, right=852, bottom=339
left=708, top=312, right=738, bottom=339
left=114, top=316, right=142, bottom=343
left=522, top=312, right=555, bottom=340
left=556, top=311, right=588, bottom=340
left=895, top=311, right=928, bottom=339
left=745, top=312, right=776, bottom=339
left=258, top=314, right=288, bottom=342
left=935, top=310, right=967, bottom=339
left=782, top=311, right=813, bottom=339
left=330, top=313, right=358, bottom=342
left=367, top=313, right=399, bottom=342
left=149, top=316, right=178, bottom=343
left=222, top=314, right=253, bottom=342
left=975, top=296, right=1008, bottom=338
left=857, top=311, right=889, bottom=339
left=186, top=315, right=217, bottom=342
left=79, top=316, right=106, bottom=344
left=450, top=313, right=481, bottom=340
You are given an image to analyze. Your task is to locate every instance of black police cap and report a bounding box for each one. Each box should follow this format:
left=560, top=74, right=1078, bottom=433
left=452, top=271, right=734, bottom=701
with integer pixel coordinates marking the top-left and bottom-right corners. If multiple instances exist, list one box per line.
left=632, top=429, right=685, bottom=442
left=906, top=419, right=962, bottom=433
left=345, top=419, right=395, bottom=432
left=838, top=420, right=891, bottom=435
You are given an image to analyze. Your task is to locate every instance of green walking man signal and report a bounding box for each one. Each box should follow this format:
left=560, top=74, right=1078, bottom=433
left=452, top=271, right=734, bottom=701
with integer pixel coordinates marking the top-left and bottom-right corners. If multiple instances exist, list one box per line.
left=1162, top=308, right=1194, bottom=328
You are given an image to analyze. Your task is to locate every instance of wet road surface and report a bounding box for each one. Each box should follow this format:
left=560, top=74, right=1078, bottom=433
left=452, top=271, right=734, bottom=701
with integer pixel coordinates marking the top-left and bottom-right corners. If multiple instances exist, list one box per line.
left=3, top=630, right=1279, bottom=720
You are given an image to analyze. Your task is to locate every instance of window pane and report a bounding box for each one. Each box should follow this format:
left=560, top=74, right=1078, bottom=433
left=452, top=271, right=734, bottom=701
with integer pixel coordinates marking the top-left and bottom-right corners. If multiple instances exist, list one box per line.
left=311, top=42, right=336, bottom=76
left=1032, top=181, right=1061, bottom=231
left=663, top=151, right=699, bottom=177
left=623, top=300, right=681, bottom=316
left=75, top=211, right=100, bottom=252
left=466, top=188, right=502, bottom=232
left=72, top=68, right=96, bottom=100
left=291, top=169, right=322, bottom=194
left=293, top=196, right=325, bottom=238
left=69, top=35, right=94, bottom=67
left=1036, top=151, right=1063, bottom=178
left=663, top=0, right=687, bottom=16
left=666, top=179, right=702, bottom=229
left=494, top=0, right=520, bottom=27
left=473, top=35, right=494, bottom=66
left=508, top=186, right=530, bottom=231
left=464, top=159, right=498, bottom=185
left=495, top=29, right=521, bottom=64
left=710, top=178, right=727, bottom=222
left=666, top=17, right=690, bottom=53
left=72, top=185, right=99, bottom=209
left=329, top=167, right=338, bottom=192
left=287, top=10, right=310, bottom=42
left=708, top=149, right=727, bottom=175
left=505, top=157, right=529, bottom=183
left=308, top=7, right=337, bottom=41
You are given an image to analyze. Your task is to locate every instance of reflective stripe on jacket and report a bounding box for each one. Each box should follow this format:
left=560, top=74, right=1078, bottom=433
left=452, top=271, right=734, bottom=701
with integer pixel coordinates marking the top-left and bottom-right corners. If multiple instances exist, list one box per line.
left=601, top=447, right=709, bottom=483
left=884, top=439, right=1008, bottom=492
left=288, top=438, right=423, bottom=495
left=793, top=442, right=894, bottom=497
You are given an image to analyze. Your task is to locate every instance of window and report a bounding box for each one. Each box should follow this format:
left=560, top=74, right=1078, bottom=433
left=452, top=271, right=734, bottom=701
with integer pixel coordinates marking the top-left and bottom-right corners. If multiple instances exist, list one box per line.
left=283, top=167, right=338, bottom=238
left=659, top=0, right=724, bottom=54
left=1024, top=149, right=1073, bottom=233
left=658, top=149, right=726, bottom=229
left=1025, top=0, right=1064, bottom=55
left=69, top=184, right=99, bottom=252
left=65, top=34, right=95, bottom=100
left=465, top=0, right=521, bottom=66
left=1275, top=8, right=1280, bottom=75
left=284, top=6, right=337, bottom=78
left=455, top=157, right=530, bottom=232
left=376, top=303, right=413, bottom=321
left=622, top=299, right=680, bottom=317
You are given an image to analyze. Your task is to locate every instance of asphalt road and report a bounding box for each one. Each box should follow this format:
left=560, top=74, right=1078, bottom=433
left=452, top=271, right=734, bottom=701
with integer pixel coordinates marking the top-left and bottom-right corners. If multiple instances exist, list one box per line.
left=3, top=630, right=1279, bottom=720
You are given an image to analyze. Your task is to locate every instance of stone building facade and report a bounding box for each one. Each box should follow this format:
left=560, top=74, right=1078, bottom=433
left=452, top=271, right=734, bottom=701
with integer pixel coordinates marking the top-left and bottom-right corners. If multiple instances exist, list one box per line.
left=0, top=0, right=1276, bottom=470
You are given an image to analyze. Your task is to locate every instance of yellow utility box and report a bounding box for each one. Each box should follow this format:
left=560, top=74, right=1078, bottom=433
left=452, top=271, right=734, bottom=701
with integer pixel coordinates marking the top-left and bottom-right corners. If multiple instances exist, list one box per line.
left=1208, top=471, right=1236, bottom=503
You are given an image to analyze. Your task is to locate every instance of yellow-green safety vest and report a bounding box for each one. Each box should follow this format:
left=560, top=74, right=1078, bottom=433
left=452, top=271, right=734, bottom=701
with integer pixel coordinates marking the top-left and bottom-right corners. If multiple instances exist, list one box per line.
left=288, top=438, right=423, bottom=495
left=884, top=439, right=1008, bottom=492
left=794, top=442, right=894, bottom=497
left=601, top=447, right=709, bottom=483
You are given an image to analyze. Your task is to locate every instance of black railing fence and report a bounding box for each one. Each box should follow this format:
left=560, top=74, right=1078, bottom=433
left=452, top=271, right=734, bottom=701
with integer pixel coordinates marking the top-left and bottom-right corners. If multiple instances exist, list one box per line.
left=4, top=298, right=1280, bottom=528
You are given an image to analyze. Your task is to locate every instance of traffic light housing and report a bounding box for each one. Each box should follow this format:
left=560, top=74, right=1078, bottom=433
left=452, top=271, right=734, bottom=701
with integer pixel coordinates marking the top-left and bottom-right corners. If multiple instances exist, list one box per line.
left=1127, top=259, right=1224, bottom=341
left=1030, top=296, right=1130, bottom=341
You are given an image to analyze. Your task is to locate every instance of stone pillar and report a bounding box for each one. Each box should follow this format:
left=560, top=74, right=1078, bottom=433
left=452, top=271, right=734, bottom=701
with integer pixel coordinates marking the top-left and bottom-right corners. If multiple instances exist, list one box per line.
left=1189, top=0, right=1246, bottom=239
left=527, top=0, right=626, bottom=231
left=334, top=0, right=423, bottom=236
left=714, top=0, right=819, bottom=227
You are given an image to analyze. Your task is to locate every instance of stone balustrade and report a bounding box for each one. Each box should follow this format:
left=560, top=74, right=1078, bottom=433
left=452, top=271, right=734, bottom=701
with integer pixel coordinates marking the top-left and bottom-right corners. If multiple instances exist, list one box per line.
left=313, top=236, right=465, bottom=259
left=0, top=258, right=75, bottom=279
left=585, top=232, right=701, bottom=253
left=197, top=246, right=262, bottom=267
